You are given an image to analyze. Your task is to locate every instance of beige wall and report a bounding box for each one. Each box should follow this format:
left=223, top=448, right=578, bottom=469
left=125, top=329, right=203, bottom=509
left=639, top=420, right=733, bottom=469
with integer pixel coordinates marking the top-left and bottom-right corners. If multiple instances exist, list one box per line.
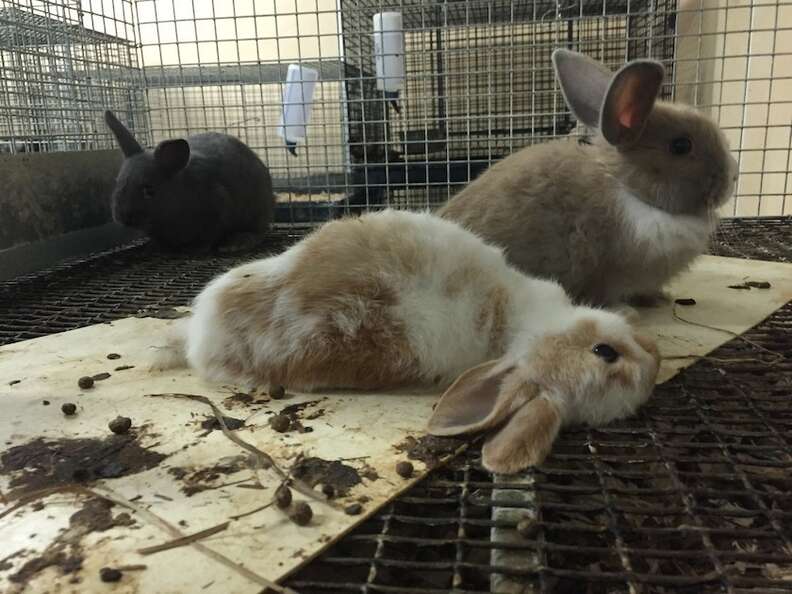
left=677, top=0, right=792, bottom=216
left=136, top=0, right=341, bottom=66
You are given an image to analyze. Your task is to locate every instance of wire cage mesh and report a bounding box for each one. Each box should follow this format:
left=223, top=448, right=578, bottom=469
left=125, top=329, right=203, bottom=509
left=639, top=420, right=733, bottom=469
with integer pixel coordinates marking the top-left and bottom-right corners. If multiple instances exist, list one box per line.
left=0, top=0, right=790, bottom=218
left=339, top=0, right=678, bottom=211
left=0, top=0, right=148, bottom=152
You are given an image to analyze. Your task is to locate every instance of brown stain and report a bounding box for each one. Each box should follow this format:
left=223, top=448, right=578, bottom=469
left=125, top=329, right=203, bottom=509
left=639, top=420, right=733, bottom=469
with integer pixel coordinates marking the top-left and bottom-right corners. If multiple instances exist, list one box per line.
left=134, top=306, right=189, bottom=320
left=168, top=456, right=247, bottom=497
left=222, top=392, right=254, bottom=408
left=395, top=435, right=467, bottom=468
left=199, top=415, right=245, bottom=435
left=8, top=498, right=135, bottom=584
left=279, top=399, right=325, bottom=421
left=291, top=457, right=365, bottom=497
left=1, top=435, right=167, bottom=499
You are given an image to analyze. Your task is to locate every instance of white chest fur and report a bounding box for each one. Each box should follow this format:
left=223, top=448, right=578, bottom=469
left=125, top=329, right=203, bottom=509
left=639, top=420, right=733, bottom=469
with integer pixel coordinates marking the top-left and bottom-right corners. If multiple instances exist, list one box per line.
left=617, top=189, right=714, bottom=261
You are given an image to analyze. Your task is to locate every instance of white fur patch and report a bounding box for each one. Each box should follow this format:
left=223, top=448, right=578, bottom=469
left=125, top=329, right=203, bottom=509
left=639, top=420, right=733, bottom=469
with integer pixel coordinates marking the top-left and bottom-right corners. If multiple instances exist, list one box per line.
left=617, top=189, right=714, bottom=258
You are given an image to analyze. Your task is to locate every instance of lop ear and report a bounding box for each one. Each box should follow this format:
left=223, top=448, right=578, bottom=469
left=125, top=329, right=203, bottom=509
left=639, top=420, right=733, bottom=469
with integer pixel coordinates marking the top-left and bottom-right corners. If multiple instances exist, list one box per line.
left=600, top=60, right=664, bottom=146
left=427, top=360, right=523, bottom=436
left=481, top=396, right=562, bottom=474
left=154, top=139, right=190, bottom=175
left=552, top=49, right=614, bottom=129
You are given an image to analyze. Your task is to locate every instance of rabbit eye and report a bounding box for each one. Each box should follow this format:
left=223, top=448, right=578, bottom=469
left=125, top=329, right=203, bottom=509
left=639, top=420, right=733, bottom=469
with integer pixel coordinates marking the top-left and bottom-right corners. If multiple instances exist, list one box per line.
left=593, top=343, right=620, bottom=363
left=670, top=137, right=693, bottom=156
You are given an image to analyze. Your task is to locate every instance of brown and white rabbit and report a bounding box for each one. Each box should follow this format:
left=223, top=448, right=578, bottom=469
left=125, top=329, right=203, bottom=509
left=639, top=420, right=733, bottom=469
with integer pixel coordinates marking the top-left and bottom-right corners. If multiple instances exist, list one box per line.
left=439, top=49, right=738, bottom=307
left=158, top=209, right=660, bottom=473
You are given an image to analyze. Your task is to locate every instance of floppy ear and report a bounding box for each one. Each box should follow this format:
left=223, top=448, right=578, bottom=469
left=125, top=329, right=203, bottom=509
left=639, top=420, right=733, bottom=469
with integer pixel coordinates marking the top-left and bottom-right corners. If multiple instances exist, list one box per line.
left=427, top=360, right=523, bottom=436
left=481, top=396, right=562, bottom=474
left=154, top=139, right=190, bottom=175
left=600, top=60, right=664, bottom=146
left=552, top=48, right=614, bottom=129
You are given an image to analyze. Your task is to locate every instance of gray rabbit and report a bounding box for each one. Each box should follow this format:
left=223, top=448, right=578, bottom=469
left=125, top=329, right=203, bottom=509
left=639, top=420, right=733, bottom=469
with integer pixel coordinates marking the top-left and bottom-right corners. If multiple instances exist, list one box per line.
left=104, top=110, right=274, bottom=251
left=439, top=49, right=738, bottom=307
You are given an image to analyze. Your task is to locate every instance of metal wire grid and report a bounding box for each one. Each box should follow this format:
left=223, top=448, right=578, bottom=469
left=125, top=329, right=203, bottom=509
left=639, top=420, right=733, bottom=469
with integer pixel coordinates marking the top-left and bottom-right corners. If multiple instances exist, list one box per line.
left=339, top=0, right=677, bottom=211
left=0, top=216, right=789, bottom=347
left=1, top=1, right=790, bottom=216
left=133, top=0, right=351, bottom=225
left=129, top=0, right=792, bottom=218
left=675, top=0, right=792, bottom=218
left=0, top=0, right=148, bottom=152
left=131, top=0, right=682, bottom=220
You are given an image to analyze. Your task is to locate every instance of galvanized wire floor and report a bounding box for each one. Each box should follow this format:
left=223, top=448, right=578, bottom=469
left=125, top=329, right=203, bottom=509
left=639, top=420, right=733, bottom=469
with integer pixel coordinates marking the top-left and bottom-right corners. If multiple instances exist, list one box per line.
left=1, top=216, right=791, bottom=594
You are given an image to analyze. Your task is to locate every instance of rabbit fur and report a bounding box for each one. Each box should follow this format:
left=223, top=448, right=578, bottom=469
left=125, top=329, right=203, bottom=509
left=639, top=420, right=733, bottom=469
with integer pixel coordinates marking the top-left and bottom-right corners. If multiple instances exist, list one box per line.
left=104, top=110, right=274, bottom=250
left=439, top=49, right=738, bottom=307
left=157, top=209, right=660, bottom=473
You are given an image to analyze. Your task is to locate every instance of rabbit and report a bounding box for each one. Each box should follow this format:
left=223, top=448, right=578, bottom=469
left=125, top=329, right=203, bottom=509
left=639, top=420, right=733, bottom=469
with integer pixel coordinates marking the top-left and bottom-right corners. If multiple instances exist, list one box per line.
left=438, top=49, right=739, bottom=308
left=156, top=208, right=660, bottom=474
left=104, top=110, right=275, bottom=251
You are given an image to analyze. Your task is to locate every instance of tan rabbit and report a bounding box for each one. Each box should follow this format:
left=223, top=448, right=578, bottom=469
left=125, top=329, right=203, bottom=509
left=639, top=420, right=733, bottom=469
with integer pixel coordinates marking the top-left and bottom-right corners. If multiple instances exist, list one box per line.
left=439, top=49, right=738, bottom=307
left=157, top=209, right=660, bottom=473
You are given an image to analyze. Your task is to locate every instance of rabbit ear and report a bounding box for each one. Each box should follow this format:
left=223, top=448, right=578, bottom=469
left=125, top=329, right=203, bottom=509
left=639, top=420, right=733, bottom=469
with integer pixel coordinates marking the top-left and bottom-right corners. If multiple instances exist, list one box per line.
left=552, top=49, right=614, bottom=129
left=427, top=360, right=526, bottom=436
left=600, top=60, right=664, bottom=146
left=104, top=110, right=143, bottom=157
left=481, top=396, right=562, bottom=474
left=154, top=139, right=191, bottom=175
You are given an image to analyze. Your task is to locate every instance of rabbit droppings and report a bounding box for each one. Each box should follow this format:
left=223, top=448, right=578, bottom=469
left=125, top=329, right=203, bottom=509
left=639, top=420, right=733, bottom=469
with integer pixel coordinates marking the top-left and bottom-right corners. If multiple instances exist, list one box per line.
left=439, top=49, right=738, bottom=308
left=157, top=209, right=660, bottom=474
left=105, top=110, right=274, bottom=250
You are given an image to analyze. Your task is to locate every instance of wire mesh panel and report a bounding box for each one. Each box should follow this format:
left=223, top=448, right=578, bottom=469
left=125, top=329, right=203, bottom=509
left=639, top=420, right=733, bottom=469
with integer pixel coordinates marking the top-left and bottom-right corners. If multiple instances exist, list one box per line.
left=0, top=216, right=789, bottom=346
left=133, top=0, right=350, bottom=225
left=129, top=0, right=792, bottom=219
left=675, top=0, right=792, bottom=217
left=0, top=0, right=147, bottom=152
left=339, top=0, right=678, bottom=211
left=0, top=1, right=790, bottom=217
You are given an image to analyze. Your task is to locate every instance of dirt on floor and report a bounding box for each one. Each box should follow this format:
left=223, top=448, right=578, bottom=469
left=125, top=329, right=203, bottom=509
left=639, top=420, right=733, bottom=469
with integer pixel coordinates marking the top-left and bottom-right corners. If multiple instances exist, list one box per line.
left=8, top=497, right=136, bottom=584
left=168, top=455, right=249, bottom=497
left=291, top=457, right=364, bottom=497
left=395, top=435, right=467, bottom=468
left=1, top=433, right=167, bottom=499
